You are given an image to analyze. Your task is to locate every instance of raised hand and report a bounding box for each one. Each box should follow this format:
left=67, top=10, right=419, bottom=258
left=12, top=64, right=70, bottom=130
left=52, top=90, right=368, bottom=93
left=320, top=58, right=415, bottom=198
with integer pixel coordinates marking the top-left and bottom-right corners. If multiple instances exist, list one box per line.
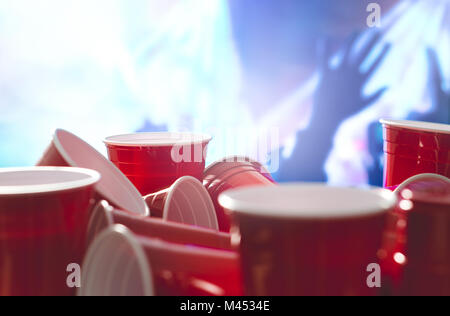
left=426, top=48, right=449, bottom=124
left=313, top=32, right=391, bottom=128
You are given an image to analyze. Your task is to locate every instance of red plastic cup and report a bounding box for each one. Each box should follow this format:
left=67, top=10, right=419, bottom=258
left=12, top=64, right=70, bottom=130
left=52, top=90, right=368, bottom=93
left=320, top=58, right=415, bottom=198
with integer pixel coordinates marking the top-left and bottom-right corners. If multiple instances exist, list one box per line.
left=219, top=184, right=397, bottom=296
left=0, top=167, right=100, bottom=296
left=87, top=200, right=231, bottom=250
left=104, top=132, right=212, bottom=195
left=379, top=173, right=450, bottom=295
left=396, top=174, right=450, bottom=296
left=79, top=225, right=242, bottom=296
left=384, top=142, right=450, bottom=164
left=381, top=119, right=450, bottom=187
left=143, top=176, right=218, bottom=230
left=37, top=129, right=149, bottom=216
left=204, top=156, right=276, bottom=232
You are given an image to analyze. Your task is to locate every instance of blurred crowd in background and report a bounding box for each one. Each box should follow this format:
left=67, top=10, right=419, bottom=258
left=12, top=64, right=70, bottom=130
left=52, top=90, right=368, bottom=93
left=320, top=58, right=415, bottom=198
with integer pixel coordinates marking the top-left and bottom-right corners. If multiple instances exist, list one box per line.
left=0, top=0, right=449, bottom=186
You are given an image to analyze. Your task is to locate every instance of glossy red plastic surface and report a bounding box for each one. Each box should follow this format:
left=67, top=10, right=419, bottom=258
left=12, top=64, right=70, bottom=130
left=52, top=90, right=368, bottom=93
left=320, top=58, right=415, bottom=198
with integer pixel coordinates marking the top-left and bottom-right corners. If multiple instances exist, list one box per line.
left=383, top=124, right=450, bottom=187
left=205, top=163, right=275, bottom=232
left=0, top=180, right=96, bottom=296
left=106, top=142, right=210, bottom=195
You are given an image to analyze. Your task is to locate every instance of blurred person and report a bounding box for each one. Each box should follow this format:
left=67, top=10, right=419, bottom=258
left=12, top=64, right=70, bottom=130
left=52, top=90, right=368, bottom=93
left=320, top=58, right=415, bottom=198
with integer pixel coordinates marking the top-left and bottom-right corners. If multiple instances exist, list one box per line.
left=408, top=48, right=450, bottom=124
left=367, top=47, right=450, bottom=187
left=275, top=32, right=391, bottom=182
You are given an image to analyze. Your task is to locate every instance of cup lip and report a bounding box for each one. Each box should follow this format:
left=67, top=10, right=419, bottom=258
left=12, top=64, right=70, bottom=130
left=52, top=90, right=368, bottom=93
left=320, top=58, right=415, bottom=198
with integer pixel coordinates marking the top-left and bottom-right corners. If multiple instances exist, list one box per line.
left=78, top=224, right=154, bottom=296
left=0, top=167, right=101, bottom=196
left=54, top=129, right=149, bottom=216
left=86, top=200, right=115, bottom=245
left=394, top=173, right=450, bottom=205
left=164, top=176, right=219, bottom=230
left=380, top=119, right=450, bottom=135
left=219, top=183, right=397, bottom=220
left=104, top=132, right=212, bottom=147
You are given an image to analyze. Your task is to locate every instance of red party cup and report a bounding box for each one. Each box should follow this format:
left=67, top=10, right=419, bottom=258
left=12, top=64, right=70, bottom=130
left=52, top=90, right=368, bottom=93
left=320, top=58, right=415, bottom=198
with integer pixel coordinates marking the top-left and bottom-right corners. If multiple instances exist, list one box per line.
left=204, top=156, right=276, bottom=232
left=79, top=225, right=242, bottom=296
left=219, top=184, right=397, bottom=296
left=143, top=176, right=218, bottom=230
left=379, top=173, right=450, bottom=295
left=87, top=200, right=231, bottom=250
left=384, top=142, right=450, bottom=164
left=397, top=174, right=450, bottom=296
left=104, top=132, right=212, bottom=195
left=381, top=119, right=450, bottom=187
left=0, top=167, right=100, bottom=296
left=37, top=129, right=148, bottom=216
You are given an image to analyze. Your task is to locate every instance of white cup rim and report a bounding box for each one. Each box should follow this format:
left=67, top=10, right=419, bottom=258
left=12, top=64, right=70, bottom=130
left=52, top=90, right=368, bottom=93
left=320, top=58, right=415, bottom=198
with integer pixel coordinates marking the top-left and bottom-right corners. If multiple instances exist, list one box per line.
left=0, top=167, right=100, bottom=196
left=104, top=132, right=212, bottom=147
left=380, top=119, right=450, bottom=135
left=219, top=184, right=397, bottom=219
left=78, top=224, right=154, bottom=296
left=164, top=176, right=219, bottom=230
left=394, top=173, right=450, bottom=194
left=53, top=129, right=149, bottom=216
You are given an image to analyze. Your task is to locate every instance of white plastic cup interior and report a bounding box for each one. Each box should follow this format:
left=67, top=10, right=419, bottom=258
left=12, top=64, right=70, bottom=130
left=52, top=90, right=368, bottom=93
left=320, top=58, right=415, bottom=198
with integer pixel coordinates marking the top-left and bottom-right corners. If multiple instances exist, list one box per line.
left=0, top=167, right=100, bottom=195
left=78, top=225, right=154, bottom=296
left=380, top=119, right=450, bottom=134
left=219, top=184, right=397, bottom=219
left=164, top=176, right=219, bottom=230
left=53, top=129, right=149, bottom=216
left=104, top=132, right=212, bottom=147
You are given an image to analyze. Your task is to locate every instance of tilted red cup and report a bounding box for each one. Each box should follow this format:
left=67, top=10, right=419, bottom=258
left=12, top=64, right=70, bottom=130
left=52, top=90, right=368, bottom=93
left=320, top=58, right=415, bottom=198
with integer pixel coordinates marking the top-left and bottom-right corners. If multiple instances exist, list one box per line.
left=87, top=200, right=231, bottom=251
left=204, top=156, right=276, bottom=232
left=79, top=225, right=242, bottom=296
left=219, top=184, right=397, bottom=296
left=143, top=176, right=218, bottom=230
left=0, top=167, right=100, bottom=296
left=203, top=156, right=274, bottom=189
left=381, top=119, right=450, bottom=187
left=37, top=129, right=149, bottom=216
left=104, top=132, right=212, bottom=195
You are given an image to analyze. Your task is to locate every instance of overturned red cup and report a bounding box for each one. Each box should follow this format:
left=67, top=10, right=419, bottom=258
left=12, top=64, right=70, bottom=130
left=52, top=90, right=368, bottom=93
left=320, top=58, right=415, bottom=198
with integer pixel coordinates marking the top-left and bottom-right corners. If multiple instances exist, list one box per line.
left=37, top=129, right=148, bottom=216
left=87, top=200, right=230, bottom=250
left=144, top=176, right=218, bottom=230
left=79, top=225, right=242, bottom=296
left=219, top=184, right=397, bottom=296
left=0, top=167, right=100, bottom=296
left=204, top=156, right=276, bottom=232
left=104, top=132, right=212, bottom=195
left=381, top=119, right=450, bottom=187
